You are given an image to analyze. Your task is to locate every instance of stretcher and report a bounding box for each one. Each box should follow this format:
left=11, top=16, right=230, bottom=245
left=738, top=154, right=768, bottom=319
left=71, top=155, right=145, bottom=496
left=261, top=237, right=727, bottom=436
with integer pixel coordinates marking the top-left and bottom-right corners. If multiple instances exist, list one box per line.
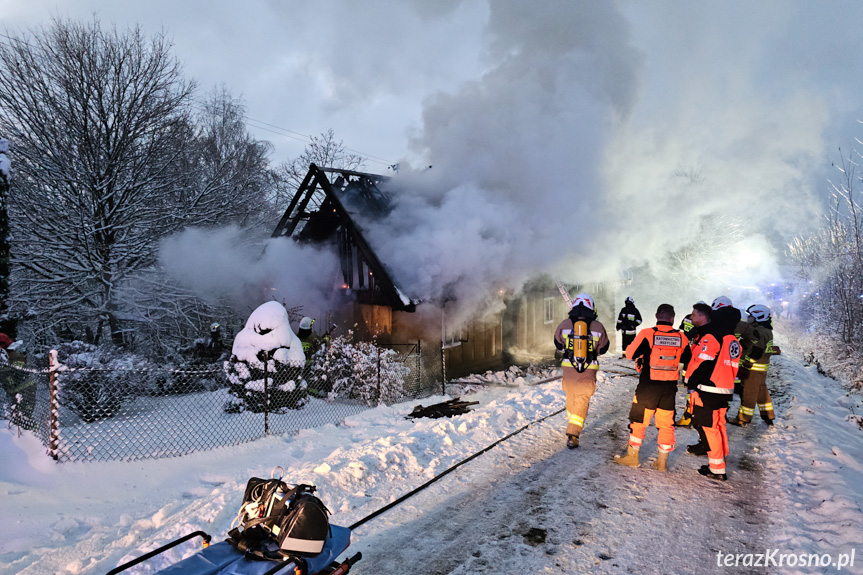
left=107, top=525, right=360, bottom=575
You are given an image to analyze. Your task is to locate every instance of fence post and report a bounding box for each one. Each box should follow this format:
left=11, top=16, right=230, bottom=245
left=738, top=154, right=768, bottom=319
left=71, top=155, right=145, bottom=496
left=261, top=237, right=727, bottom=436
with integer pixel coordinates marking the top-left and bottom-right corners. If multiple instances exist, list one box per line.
left=441, top=343, right=446, bottom=396
left=263, top=358, right=270, bottom=436
left=417, top=340, right=422, bottom=393
left=48, top=350, right=60, bottom=461
left=377, top=344, right=382, bottom=403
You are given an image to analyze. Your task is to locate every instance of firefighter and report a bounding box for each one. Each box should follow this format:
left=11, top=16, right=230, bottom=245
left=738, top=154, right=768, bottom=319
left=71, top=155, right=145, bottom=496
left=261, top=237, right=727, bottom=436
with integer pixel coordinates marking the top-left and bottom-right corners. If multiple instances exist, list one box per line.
left=195, top=322, right=226, bottom=361
left=297, top=317, right=327, bottom=396
left=733, top=311, right=758, bottom=398
left=676, top=301, right=711, bottom=427
left=297, top=317, right=319, bottom=357
left=728, top=304, right=781, bottom=426
left=616, top=297, right=642, bottom=359
left=553, top=293, right=610, bottom=449
left=614, top=304, right=689, bottom=471
left=684, top=297, right=742, bottom=481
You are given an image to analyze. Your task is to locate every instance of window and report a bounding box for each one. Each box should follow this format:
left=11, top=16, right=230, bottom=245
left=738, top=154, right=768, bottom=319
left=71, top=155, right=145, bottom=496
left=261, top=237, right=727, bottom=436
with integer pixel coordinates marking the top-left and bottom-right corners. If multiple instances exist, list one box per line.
left=544, top=297, right=555, bottom=324
left=443, top=326, right=467, bottom=349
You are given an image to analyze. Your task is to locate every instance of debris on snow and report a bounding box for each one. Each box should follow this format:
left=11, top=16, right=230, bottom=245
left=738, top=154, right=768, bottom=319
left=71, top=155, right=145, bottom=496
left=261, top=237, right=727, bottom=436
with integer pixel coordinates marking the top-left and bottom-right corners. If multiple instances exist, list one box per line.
left=405, top=397, right=479, bottom=419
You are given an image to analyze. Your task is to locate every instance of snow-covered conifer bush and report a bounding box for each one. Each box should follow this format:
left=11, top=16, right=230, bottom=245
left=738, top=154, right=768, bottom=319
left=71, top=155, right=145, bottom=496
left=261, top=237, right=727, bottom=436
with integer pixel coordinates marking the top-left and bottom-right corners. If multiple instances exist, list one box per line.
left=55, top=341, right=154, bottom=423
left=309, top=331, right=409, bottom=406
left=223, top=301, right=307, bottom=413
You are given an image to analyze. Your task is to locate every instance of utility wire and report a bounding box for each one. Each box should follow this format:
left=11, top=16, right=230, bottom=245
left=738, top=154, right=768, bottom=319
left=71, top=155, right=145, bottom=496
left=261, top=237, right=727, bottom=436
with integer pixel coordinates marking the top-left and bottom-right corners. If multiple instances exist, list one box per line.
left=0, top=34, right=398, bottom=168
left=190, top=97, right=396, bottom=167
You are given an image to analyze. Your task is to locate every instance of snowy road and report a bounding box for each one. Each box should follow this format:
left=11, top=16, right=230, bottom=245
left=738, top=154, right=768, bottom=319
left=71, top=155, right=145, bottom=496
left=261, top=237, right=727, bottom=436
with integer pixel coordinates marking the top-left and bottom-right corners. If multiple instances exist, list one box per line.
left=350, top=363, right=777, bottom=574
left=2, top=346, right=861, bottom=575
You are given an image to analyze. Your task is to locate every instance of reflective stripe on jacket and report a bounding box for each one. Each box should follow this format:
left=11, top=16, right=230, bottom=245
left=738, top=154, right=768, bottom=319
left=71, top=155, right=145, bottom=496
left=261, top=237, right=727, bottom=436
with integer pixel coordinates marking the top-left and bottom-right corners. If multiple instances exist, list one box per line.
left=686, top=333, right=737, bottom=395
left=626, top=323, right=689, bottom=382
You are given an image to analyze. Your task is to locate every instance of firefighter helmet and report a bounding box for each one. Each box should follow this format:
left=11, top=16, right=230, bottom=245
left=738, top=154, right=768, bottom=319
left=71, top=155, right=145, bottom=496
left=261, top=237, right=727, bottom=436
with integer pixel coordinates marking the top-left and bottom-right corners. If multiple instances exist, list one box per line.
left=746, top=304, right=771, bottom=322
left=210, top=322, right=220, bottom=333
left=572, top=293, right=595, bottom=311
left=625, top=296, right=634, bottom=305
left=711, top=296, right=733, bottom=310
left=299, top=317, right=315, bottom=330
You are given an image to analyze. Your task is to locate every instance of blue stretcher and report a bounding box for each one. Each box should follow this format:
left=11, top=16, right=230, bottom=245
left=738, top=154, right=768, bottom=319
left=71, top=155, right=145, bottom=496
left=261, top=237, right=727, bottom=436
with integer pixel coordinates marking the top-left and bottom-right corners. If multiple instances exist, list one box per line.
left=108, top=526, right=357, bottom=575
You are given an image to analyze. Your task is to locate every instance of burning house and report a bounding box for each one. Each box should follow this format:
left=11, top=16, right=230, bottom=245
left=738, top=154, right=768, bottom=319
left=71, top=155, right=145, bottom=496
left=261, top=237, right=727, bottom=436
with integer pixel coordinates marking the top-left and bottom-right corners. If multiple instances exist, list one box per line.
left=272, top=164, right=619, bottom=378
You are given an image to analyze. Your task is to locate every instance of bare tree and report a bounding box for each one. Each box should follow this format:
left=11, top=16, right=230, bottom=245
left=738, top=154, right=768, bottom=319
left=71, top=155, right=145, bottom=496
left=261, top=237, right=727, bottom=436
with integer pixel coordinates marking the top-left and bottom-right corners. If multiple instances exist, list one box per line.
left=788, top=146, right=863, bottom=345
left=178, top=87, right=276, bottom=228
left=272, top=129, right=365, bottom=208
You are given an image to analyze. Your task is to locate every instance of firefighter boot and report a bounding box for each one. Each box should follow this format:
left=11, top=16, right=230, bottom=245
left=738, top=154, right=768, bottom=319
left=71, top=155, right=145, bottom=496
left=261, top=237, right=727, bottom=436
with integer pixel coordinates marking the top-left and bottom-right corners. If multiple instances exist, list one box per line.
left=566, top=435, right=579, bottom=449
left=614, top=446, right=640, bottom=468
left=726, top=415, right=749, bottom=427
left=652, top=451, right=669, bottom=472
left=698, top=464, right=728, bottom=481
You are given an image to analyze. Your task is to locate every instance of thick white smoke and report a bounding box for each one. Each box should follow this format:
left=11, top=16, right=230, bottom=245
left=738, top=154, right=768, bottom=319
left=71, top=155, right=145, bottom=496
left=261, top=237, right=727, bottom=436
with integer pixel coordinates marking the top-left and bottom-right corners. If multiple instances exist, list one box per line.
left=159, top=227, right=339, bottom=318
left=144, top=0, right=863, bottom=325
left=365, top=1, right=641, bottom=322
left=363, top=1, right=848, bottom=321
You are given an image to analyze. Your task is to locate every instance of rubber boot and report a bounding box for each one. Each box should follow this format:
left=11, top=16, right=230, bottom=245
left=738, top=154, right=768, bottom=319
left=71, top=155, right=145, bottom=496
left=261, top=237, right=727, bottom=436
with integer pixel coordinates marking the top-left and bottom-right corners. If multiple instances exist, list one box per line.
left=675, top=412, right=691, bottom=427
left=652, top=451, right=669, bottom=472
left=614, top=445, right=640, bottom=467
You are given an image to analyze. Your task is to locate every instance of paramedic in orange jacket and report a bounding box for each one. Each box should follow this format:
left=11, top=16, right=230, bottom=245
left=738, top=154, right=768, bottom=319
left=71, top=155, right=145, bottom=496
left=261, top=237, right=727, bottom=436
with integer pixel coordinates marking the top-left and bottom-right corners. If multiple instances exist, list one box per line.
left=553, top=293, right=610, bottom=449
left=614, top=304, right=689, bottom=471
left=685, top=298, right=741, bottom=481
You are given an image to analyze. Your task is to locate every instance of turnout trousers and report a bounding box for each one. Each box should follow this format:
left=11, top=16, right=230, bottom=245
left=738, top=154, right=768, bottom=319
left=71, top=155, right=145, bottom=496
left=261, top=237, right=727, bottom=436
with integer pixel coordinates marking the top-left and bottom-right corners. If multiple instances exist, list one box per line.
left=692, top=391, right=729, bottom=475
left=736, top=369, right=774, bottom=423
left=627, top=381, right=676, bottom=452
left=562, top=366, right=597, bottom=437
left=621, top=333, right=636, bottom=354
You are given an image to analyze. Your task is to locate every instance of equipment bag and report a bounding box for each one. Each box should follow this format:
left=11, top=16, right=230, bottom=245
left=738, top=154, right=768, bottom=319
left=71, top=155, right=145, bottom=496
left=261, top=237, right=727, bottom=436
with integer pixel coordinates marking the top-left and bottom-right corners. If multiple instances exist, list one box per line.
left=228, top=467, right=331, bottom=559
left=270, top=490, right=331, bottom=556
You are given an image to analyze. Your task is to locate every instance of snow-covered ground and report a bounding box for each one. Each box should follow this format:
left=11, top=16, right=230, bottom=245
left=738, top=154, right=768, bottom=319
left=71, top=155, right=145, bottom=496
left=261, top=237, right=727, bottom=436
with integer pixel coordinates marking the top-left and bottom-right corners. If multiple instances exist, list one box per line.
left=1, top=331, right=862, bottom=574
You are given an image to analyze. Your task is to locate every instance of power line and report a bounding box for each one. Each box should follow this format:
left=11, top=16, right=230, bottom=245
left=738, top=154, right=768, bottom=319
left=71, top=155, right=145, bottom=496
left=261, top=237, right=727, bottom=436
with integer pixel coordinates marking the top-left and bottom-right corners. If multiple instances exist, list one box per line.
left=0, top=35, right=398, bottom=168
left=189, top=97, right=396, bottom=166
left=188, top=97, right=396, bottom=168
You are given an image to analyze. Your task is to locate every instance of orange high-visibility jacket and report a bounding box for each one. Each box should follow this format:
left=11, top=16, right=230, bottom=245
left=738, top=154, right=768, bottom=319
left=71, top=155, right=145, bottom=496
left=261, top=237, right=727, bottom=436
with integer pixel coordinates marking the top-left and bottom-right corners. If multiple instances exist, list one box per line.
left=625, top=323, right=689, bottom=382
left=686, top=333, right=740, bottom=395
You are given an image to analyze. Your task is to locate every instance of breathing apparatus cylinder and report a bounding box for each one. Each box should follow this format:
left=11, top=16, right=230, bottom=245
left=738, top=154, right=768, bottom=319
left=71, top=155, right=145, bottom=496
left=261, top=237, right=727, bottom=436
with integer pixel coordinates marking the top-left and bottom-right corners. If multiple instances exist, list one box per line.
left=571, top=320, right=590, bottom=373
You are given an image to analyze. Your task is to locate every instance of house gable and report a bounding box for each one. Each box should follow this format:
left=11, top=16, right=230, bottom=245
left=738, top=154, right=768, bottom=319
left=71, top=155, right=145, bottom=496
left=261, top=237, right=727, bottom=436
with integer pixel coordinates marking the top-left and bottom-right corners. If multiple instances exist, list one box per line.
left=272, top=164, right=415, bottom=312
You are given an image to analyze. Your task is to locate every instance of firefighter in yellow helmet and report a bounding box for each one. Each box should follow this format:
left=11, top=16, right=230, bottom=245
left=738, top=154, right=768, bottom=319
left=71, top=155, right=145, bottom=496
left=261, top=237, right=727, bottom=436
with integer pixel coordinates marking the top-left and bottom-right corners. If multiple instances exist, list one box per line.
left=553, top=293, right=610, bottom=449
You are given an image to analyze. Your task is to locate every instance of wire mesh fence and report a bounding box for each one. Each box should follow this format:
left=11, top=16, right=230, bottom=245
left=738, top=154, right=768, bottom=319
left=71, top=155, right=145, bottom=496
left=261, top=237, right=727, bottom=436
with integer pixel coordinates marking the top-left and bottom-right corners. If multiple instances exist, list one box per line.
left=0, top=341, right=445, bottom=463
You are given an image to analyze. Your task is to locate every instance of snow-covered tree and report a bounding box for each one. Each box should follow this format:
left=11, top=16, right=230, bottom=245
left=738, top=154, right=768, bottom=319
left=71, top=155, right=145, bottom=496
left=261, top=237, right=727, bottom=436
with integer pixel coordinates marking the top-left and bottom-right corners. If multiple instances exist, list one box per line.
left=223, top=301, right=307, bottom=413
left=309, top=331, right=409, bottom=406
left=0, top=137, right=14, bottom=337
left=0, top=20, right=275, bottom=350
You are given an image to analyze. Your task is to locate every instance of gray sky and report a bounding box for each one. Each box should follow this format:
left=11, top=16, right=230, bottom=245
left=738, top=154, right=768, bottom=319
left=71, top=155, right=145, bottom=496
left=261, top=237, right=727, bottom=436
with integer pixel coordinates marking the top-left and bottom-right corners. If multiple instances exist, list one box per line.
left=4, top=1, right=863, bottom=316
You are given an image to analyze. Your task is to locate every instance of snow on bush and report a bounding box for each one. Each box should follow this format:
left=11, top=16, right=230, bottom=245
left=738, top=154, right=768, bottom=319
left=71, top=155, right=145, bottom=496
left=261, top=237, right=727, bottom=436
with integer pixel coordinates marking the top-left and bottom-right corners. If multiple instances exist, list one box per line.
left=309, top=331, right=409, bottom=406
left=223, top=301, right=307, bottom=413
left=55, top=341, right=154, bottom=423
